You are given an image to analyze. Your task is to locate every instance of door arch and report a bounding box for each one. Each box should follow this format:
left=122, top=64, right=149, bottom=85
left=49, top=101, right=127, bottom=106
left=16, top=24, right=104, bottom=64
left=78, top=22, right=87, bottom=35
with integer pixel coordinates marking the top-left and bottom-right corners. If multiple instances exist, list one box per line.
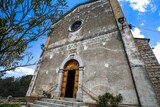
left=61, top=60, right=79, bottom=98
left=55, top=55, right=84, bottom=100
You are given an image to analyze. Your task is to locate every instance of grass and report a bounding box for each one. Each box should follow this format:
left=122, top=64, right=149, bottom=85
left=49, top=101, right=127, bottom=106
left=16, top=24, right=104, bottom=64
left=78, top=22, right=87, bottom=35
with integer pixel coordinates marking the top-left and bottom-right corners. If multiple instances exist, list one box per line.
left=0, top=104, right=20, bottom=107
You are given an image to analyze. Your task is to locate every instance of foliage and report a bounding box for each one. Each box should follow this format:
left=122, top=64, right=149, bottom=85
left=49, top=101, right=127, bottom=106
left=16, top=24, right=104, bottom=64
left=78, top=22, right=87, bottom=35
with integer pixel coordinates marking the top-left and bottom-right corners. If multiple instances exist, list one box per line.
left=42, top=91, right=51, bottom=98
left=0, top=75, right=32, bottom=97
left=97, top=92, right=123, bottom=107
left=0, top=0, right=67, bottom=73
left=0, top=72, right=5, bottom=79
left=0, top=104, right=20, bottom=107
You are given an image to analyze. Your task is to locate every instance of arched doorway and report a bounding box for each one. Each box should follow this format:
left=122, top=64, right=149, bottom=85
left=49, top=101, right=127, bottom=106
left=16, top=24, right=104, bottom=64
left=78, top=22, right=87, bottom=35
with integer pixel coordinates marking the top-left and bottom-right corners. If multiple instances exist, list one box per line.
left=60, top=60, right=79, bottom=98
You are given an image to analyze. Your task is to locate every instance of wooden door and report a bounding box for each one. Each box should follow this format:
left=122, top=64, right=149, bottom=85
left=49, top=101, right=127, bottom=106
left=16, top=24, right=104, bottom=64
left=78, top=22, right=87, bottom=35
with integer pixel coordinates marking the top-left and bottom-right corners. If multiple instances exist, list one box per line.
left=73, top=69, right=79, bottom=97
left=61, top=70, right=68, bottom=97
left=60, top=60, right=79, bottom=98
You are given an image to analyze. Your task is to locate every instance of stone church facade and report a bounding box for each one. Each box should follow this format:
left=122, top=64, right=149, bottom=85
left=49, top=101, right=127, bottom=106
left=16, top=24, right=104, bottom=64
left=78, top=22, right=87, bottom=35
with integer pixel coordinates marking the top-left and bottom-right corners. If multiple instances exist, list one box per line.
left=26, top=0, right=160, bottom=107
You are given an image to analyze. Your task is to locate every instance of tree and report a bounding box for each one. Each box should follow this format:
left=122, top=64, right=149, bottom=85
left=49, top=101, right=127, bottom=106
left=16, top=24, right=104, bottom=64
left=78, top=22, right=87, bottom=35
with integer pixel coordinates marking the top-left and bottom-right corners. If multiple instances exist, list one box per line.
left=17, top=75, right=32, bottom=96
left=0, top=76, right=15, bottom=97
left=0, top=75, right=32, bottom=97
left=0, top=0, right=67, bottom=73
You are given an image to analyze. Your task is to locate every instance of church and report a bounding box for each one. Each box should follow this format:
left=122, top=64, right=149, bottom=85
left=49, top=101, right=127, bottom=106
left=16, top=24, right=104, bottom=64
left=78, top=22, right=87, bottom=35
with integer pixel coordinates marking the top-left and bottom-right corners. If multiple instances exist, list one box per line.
left=26, top=0, right=160, bottom=107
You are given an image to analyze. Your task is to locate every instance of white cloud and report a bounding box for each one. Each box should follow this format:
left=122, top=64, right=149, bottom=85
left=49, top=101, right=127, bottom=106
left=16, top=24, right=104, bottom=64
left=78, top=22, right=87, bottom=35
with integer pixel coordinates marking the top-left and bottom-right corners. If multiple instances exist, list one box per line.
left=141, top=23, right=144, bottom=26
left=118, top=0, right=155, bottom=12
left=118, top=0, right=129, bottom=2
left=157, top=26, right=160, bottom=31
left=131, top=27, right=145, bottom=38
left=153, top=42, right=160, bottom=63
left=150, top=4, right=157, bottom=12
left=6, top=67, right=34, bottom=77
left=129, top=0, right=151, bottom=12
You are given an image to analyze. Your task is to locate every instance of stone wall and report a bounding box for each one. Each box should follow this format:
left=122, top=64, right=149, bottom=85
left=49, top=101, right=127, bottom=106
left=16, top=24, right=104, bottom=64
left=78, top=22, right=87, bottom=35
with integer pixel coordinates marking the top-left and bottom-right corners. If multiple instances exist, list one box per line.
left=110, top=0, right=159, bottom=106
left=26, top=0, right=159, bottom=106
left=27, top=0, right=139, bottom=105
left=134, top=38, right=160, bottom=105
left=48, top=0, right=116, bottom=49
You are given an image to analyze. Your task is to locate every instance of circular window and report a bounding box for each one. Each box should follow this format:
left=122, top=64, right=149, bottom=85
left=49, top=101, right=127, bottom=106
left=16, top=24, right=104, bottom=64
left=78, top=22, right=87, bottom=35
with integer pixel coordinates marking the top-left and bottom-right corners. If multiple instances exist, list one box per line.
left=70, top=20, right=82, bottom=32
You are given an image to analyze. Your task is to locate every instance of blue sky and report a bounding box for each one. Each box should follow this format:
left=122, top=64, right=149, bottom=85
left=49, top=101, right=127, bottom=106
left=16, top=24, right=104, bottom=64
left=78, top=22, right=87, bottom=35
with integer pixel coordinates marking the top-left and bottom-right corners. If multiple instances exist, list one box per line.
left=118, top=0, right=160, bottom=64
left=5, top=0, right=160, bottom=77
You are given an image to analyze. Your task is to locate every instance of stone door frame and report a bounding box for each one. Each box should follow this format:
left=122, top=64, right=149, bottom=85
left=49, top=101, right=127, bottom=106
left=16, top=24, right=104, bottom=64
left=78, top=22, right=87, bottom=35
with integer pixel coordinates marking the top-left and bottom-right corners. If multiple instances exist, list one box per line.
left=55, top=55, right=84, bottom=100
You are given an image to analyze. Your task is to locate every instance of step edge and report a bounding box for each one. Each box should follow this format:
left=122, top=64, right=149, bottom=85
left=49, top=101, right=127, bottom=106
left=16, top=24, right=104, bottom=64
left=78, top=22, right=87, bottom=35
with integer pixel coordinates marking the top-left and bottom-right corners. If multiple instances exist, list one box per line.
left=29, top=103, right=48, bottom=107
left=41, top=98, right=84, bottom=104
left=35, top=100, right=84, bottom=106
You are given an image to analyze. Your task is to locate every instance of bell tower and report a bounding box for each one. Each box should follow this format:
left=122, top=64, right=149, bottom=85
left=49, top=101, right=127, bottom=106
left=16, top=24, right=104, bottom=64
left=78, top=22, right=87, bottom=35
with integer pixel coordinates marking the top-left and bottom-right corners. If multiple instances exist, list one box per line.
left=26, top=0, right=159, bottom=106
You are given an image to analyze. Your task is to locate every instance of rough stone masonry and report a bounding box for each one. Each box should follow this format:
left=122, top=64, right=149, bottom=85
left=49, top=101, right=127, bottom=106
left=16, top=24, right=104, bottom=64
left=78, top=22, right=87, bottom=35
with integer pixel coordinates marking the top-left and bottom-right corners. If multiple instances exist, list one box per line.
left=26, top=0, right=160, bottom=107
left=134, top=38, right=160, bottom=106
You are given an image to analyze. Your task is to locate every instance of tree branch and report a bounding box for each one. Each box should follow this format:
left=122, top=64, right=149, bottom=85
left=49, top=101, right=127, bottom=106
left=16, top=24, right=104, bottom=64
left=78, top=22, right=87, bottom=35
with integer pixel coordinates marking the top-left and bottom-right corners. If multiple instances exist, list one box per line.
left=0, top=63, right=37, bottom=73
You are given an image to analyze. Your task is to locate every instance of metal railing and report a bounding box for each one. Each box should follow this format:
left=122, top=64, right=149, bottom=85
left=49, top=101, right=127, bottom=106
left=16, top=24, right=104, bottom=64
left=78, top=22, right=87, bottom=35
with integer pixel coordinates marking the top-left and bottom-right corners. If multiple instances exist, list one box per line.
left=47, top=84, right=58, bottom=93
left=80, top=85, right=98, bottom=102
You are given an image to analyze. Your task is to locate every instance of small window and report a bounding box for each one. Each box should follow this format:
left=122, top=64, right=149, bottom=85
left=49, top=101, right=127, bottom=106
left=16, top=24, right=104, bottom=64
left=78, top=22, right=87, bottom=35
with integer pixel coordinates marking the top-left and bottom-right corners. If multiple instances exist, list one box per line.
left=70, top=20, right=82, bottom=32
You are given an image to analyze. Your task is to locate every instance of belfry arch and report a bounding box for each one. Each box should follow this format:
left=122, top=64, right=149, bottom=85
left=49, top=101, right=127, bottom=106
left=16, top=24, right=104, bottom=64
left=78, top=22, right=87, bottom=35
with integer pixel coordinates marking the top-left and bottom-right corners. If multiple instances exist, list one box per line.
left=55, top=55, right=84, bottom=100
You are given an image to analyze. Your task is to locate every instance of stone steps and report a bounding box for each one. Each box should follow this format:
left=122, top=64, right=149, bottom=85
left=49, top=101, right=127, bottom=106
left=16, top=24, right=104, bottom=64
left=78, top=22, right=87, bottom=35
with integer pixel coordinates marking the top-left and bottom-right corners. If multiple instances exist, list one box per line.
left=29, top=103, right=48, bottom=107
left=29, top=98, right=85, bottom=107
left=53, top=97, right=77, bottom=102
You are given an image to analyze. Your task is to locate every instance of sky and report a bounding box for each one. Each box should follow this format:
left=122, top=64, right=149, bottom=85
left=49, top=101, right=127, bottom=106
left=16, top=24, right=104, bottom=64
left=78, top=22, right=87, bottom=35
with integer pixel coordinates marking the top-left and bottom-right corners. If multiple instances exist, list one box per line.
left=5, top=0, right=160, bottom=77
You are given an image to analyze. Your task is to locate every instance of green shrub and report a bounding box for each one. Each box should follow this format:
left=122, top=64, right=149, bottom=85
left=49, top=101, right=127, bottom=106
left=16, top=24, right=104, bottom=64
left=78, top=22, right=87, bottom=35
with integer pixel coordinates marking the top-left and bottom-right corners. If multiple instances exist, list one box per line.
left=42, top=91, right=51, bottom=98
left=97, top=92, right=123, bottom=107
left=0, top=104, right=20, bottom=107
